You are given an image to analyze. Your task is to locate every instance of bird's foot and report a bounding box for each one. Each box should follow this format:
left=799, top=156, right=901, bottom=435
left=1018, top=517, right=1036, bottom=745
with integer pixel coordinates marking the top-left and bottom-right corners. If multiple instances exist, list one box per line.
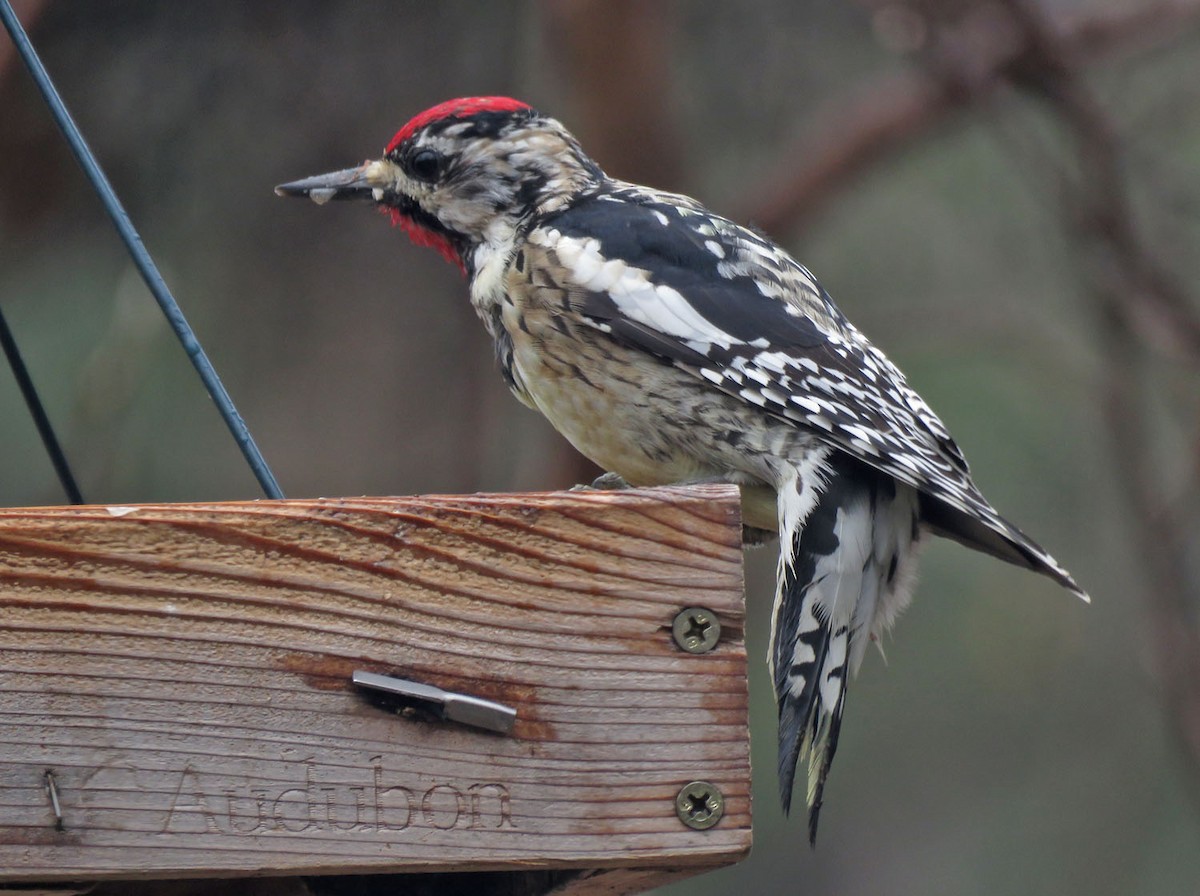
left=569, top=471, right=632, bottom=492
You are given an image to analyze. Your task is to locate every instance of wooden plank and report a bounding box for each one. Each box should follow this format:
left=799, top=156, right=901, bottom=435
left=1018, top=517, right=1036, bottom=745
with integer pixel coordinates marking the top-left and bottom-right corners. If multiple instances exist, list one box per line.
left=0, top=486, right=750, bottom=892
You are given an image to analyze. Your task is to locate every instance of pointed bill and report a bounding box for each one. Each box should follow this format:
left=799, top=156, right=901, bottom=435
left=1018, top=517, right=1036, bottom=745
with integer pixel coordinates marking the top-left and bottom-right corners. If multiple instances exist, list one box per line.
left=275, top=165, right=377, bottom=204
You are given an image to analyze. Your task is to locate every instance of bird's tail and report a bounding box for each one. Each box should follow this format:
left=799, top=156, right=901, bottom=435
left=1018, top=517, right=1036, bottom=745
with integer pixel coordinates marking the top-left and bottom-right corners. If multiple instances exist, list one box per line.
left=770, top=452, right=922, bottom=843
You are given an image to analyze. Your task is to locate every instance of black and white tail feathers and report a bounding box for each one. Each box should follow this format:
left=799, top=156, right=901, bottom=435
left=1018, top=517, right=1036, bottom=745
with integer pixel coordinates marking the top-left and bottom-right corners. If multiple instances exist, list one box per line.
left=771, top=451, right=923, bottom=843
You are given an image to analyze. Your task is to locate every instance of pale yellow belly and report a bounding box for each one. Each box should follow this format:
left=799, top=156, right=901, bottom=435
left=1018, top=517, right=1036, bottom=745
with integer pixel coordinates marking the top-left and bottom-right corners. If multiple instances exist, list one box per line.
left=508, top=321, right=780, bottom=532
left=515, top=340, right=708, bottom=483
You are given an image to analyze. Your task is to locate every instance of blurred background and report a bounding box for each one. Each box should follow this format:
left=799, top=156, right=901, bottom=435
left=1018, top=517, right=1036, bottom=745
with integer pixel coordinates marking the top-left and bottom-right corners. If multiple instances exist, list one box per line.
left=2, top=0, right=1199, bottom=892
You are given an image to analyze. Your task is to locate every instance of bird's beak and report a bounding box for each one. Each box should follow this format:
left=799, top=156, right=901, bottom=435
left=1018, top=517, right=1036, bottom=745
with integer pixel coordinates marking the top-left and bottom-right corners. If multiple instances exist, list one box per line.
left=274, top=164, right=380, bottom=206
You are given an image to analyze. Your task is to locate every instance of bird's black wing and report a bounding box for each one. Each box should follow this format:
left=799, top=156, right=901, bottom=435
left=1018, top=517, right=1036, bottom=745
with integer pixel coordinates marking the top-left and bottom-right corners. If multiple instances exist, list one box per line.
left=534, top=184, right=1085, bottom=597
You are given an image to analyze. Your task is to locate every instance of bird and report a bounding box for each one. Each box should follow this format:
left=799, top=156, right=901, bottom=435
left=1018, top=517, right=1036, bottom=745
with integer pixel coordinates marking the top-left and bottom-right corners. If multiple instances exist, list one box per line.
left=276, top=96, right=1088, bottom=842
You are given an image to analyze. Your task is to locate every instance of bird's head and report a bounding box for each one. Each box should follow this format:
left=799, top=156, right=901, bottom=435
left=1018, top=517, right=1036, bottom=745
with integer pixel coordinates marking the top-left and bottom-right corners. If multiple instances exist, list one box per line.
left=276, top=97, right=602, bottom=273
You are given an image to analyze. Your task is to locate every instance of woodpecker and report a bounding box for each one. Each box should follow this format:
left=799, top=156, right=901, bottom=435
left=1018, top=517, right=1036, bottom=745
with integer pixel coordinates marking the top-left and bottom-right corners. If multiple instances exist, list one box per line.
left=277, top=96, right=1088, bottom=841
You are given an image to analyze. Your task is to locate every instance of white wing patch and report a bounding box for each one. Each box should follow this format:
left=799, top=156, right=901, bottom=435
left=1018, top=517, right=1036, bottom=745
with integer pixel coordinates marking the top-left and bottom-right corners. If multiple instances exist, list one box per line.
left=545, top=230, right=742, bottom=353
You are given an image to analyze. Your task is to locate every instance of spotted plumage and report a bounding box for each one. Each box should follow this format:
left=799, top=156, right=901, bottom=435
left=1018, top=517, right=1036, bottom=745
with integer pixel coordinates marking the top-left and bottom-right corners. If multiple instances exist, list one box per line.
left=277, top=96, right=1089, bottom=842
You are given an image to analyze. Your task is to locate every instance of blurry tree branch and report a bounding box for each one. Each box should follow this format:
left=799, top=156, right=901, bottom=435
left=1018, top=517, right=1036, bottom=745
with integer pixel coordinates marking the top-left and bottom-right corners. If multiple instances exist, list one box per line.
left=987, top=0, right=1200, bottom=806
left=751, top=0, right=1200, bottom=807
left=740, top=0, right=1200, bottom=248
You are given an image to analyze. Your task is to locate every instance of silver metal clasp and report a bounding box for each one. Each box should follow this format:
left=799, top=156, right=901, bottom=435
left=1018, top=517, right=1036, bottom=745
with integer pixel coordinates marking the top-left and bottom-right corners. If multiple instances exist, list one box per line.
left=352, top=670, right=517, bottom=735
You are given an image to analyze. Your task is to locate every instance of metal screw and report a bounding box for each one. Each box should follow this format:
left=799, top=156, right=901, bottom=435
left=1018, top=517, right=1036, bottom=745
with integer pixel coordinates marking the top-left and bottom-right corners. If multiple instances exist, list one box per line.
left=672, top=607, right=721, bottom=653
left=675, top=781, right=724, bottom=830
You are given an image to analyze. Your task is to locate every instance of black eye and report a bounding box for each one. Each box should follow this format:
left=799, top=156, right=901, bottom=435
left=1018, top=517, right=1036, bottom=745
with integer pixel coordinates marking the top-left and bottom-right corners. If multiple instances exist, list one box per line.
left=408, top=148, right=444, bottom=182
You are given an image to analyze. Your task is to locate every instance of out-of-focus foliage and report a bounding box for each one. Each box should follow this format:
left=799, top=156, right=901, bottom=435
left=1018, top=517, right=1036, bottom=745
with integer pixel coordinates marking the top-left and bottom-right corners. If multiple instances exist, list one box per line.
left=2, top=2, right=1198, bottom=893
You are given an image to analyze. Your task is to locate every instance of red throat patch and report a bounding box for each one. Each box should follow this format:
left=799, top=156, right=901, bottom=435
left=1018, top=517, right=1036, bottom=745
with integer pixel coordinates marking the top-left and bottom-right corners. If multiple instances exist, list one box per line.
left=385, top=96, right=533, bottom=155
left=381, top=206, right=465, bottom=274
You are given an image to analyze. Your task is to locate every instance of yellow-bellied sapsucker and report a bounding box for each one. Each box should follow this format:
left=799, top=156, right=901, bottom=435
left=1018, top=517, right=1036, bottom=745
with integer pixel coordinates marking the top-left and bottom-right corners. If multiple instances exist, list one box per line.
left=278, top=96, right=1088, bottom=842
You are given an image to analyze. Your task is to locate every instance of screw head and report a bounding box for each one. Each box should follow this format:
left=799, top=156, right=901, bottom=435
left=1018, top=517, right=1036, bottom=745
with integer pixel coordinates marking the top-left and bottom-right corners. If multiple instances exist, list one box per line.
left=672, top=607, right=721, bottom=653
left=675, top=781, right=725, bottom=830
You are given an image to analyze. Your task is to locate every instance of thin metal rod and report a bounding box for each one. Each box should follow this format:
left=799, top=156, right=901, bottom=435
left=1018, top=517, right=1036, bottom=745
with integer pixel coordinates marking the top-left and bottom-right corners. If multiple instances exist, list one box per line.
left=43, top=770, right=64, bottom=832
left=0, top=2, right=285, bottom=499
left=0, top=305, right=84, bottom=504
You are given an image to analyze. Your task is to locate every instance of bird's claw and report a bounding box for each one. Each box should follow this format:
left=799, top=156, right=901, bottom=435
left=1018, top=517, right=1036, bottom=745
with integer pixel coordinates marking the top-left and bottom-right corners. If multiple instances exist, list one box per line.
left=570, top=472, right=632, bottom=492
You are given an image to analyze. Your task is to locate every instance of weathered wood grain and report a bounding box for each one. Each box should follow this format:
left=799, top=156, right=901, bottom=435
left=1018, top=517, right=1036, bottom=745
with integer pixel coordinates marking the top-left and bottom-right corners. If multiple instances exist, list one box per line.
left=0, top=486, right=750, bottom=893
